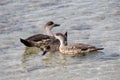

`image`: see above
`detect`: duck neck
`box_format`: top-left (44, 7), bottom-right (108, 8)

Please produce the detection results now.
top-left (45, 27), bottom-right (53, 36)
top-left (59, 38), bottom-right (65, 48)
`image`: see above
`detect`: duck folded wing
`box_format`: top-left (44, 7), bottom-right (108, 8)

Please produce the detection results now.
top-left (26, 34), bottom-right (51, 41)
top-left (64, 43), bottom-right (96, 51)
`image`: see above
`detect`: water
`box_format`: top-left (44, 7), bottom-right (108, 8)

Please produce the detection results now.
top-left (0, 0), bottom-right (120, 80)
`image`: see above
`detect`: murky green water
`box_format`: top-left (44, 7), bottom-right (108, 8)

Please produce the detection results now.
top-left (0, 0), bottom-right (120, 80)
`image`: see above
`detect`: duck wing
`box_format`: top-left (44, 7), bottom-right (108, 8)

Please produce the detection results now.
top-left (20, 34), bottom-right (55, 47)
top-left (26, 34), bottom-right (51, 41)
top-left (66, 43), bottom-right (103, 51)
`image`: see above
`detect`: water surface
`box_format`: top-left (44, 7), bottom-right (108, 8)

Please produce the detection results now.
top-left (0, 0), bottom-right (120, 80)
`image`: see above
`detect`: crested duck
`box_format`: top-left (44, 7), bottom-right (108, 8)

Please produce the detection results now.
top-left (20, 21), bottom-right (60, 47)
top-left (42, 33), bottom-right (104, 56)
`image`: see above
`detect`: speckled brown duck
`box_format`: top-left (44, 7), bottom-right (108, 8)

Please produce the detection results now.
top-left (41, 32), bottom-right (67, 55)
top-left (20, 21), bottom-right (63, 47)
top-left (42, 33), bottom-right (104, 56)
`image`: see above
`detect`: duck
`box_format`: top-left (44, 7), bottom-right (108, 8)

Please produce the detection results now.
top-left (42, 33), bottom-right (104, 56)
top-left (41, 32), bottom-right (67, 55)
top-left (20, 21), bottom-right (62, 47)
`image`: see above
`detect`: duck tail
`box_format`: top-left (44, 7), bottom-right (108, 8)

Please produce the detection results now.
top-left (20, 38), bottom-right (33, 47)
top-left (64, 32), bottom-right (67, 38)
top-left (96, 48), bottom-right (104, 50)
top-left (64, 32), bottom-right (68, 45)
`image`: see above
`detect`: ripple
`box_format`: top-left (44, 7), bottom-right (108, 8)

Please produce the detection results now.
top-left (0, 0), bottom-right (120, 80)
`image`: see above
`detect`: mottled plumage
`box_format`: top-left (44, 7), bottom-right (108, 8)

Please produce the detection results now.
top-left (41, 32), bottom-right (67, 55)
top-left (42, 33), bottom-right (104, 56)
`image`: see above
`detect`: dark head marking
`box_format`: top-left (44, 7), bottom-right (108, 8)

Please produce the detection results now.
top-left (56, 33), bottom-right (64, 36)
top-left (46, 21), bottom-right (54, 26)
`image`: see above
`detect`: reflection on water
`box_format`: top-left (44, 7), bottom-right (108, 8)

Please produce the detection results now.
top-left (21, 47), bottom-right (40, 63)
top-left (21, 49), bottom-right (118, 70)
top-left (22, 46), bottom-right (104, 67)
top-left (21, 47), bottom-right (68, 72)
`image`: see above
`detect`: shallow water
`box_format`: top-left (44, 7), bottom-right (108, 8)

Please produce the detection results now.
top-left (0, 0), bottom-right (120, 80)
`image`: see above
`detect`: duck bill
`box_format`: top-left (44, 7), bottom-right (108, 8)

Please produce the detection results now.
top-left (42, 51), bottom-right (47, 56)
top-left (53, 24), bottom-right (60, 27)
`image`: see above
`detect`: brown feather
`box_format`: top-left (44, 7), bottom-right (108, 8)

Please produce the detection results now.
top-left (26, 34), bottom-right (51, 41)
